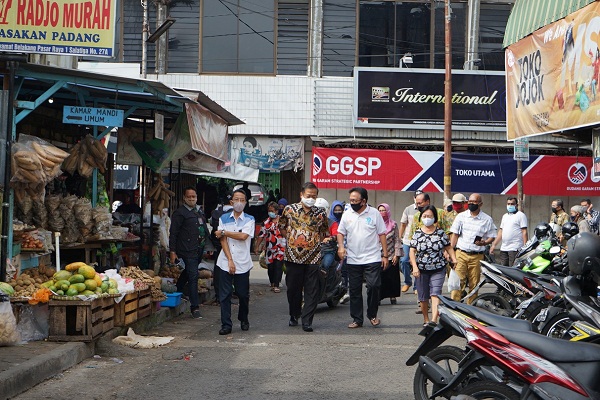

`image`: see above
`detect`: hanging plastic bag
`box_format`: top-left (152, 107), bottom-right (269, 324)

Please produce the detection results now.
top-left (447, 268), bottom-right (461, 292)
top-left (17, 304), bottom-right (49, 342)
top-left (0, 301), bottom-right (21, 346)
top-left (259, 250), bottom-right (267, 269)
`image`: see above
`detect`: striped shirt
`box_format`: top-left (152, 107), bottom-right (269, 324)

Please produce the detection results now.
top-left (450, 210), bottom-right (497, 252)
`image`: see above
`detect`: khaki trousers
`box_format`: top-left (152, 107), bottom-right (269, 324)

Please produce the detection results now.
top-left (450, 250), bottom-right (484, 304)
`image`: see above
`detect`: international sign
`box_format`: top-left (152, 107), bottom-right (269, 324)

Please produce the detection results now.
top-left (63, 106), bottom-right (124, 127)
top-left (0, 0), bottom-right (117, 57)
top-left (513, 138), bottom-right (529, 161)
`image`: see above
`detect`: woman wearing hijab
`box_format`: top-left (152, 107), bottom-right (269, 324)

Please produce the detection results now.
top-left (378, 203), bottom-right (402, 304)
top-left (277, 198), bottom-right (288, 215)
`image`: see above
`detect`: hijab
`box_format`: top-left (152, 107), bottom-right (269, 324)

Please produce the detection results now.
top-left (377, 203), bottom-right (396, 234)
top-left (329, 200), bottom-right (344, 223)
top-left (278, 198), bottom-right (288, 207)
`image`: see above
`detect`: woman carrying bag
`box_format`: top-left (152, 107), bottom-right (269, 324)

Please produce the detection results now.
top-left (255, 201), bottom-right (286, 292)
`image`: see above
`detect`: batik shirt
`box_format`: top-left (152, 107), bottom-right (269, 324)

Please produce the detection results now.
top-left (258, 217), bottom-right (286, 263)
top-left (278, 202), bottom-right (329, 265)
top-left (410, 228), bottom-right (450, 272)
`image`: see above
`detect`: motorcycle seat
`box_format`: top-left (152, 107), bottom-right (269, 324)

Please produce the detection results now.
top-left (453, 302), bottom-right (536, 332)
top-left (490, 326), bottom-right (600, 363)
top-left (489, 264), bottom-right (528, 283)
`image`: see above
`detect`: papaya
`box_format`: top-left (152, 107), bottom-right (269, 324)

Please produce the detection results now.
top-left (41, 280), bottom-right (54, 288)
top-left (100, 282), bottom-right (109, 293)
top-left (69, 274), bottom-right (85, 284)
top-left (108, 279), bottom-right (118, 289)
top-left (84, 279), bottom-right (97, 291)
top-left (0, 282), bottom-right (14, 295)
top-left (93, 273), bottom-right (102, 287)
top-left (53, 270), bottom-right (72, 281)
top-left (65, 262), bottom-right (87, 272)
top-left (49, 285), bottom-right (57, 292)
top-left (78, 265), bottom-right (96, 280)
top-left (95, 288), bottom-right (103, 295)
top-left (107, 288), bottom-right (119, 294)
top-left (81, 290), bottom-right (95, 296)
top-left (66, 287), bottom-right (78, 296)
top-left (55, 280), bottom-right (71, 291)
top-left (71, 283), bottom-right (86, 292)
top-left (56, 289), bottom-right (64, 296)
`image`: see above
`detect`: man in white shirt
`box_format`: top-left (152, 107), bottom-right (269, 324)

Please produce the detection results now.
top-left (337, 187), bottom-right (389, 328)
top-left (398, 190), bottom-right (422, 293)
top-left (490, 197), bottom-right (528, 267)
top-left (450, 193), bottom-right (497, 303)
top-left (214, 189), bottom-right (255, 335)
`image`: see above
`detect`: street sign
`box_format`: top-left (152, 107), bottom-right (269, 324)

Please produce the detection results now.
top-left (513, 138), bottom-right (529, 161)
top-left (63, 106), bottom-right (124, 127)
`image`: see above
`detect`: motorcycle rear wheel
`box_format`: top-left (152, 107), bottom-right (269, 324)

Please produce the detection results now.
top-left (540, 312), bottom-right (572, 339)
top-left (413, 345), bottom-right (466, 400)
top-left (472, 293), bottom-right (513, 316)
top-left (459, 381), bottom-right (520, 400)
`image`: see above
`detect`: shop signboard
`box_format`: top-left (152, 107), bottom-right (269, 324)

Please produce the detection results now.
top-left (513, 138), bottom-right (529, 161)
top-left (353, 67), bottom-right (506, 130)
top-left (311, 147), bottom-right (600, 196)
top-left (506, 1), bottom-right (600, 140)
top-left (63, 106), bottom-right (123, 127)
top-left (230, 136), bottom-right (304, 173)
top-left (0, 0), bottom-right (117, 57)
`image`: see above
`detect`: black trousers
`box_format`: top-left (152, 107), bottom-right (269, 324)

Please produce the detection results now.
top-left (285, 261), bottom-right (319, 327)
top-left (267, 259), bottom-right (284, 287)
top-left (348, 262), bottom-right (382, 325)
top-left (217, 267), bottom-right (250, 330)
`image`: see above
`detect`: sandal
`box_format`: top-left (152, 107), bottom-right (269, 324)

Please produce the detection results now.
top-left (273, 287), bottom-right (281, 293)
top-left (423, 322), bottom-right (430, 327)
top-left (348, 321), bottom-right (362, 329)
top-left (370, 317), bottom-right (381, 326)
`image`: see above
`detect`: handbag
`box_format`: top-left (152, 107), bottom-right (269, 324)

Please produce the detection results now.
top-left (259, 249), bottom-right (267, 269)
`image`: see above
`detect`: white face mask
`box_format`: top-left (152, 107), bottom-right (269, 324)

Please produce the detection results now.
top-left (232, 202), bottom-right (245, 213)
top-left (422, 217), bottom-right (435, 227)
top-left (301, 197), bottom-right (316, 208)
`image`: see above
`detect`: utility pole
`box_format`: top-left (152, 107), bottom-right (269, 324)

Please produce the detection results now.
top-left (443, 0), bottom-right (452, 199)
top-left (308, 0), bottom-right (323, 77)
top-left (156, 1), bottom-right (168, 74)
top-left (141, 0), bottom-right (148, 78)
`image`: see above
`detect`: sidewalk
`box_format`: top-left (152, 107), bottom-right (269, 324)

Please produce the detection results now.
top-left (0, 262), bottom-right (269, 400)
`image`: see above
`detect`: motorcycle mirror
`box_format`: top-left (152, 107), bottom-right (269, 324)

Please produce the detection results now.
top-left (549, 246), bottom-right (561, 255)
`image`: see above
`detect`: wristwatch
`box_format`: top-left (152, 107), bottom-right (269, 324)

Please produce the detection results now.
top-left (221, 229), bottom-right (225, 236)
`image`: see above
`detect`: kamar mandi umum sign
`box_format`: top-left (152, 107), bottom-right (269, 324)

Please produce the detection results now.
top-left (0, 0), bottom-right (116, 56)
top-left (506, 1), bottom-right (600, 140)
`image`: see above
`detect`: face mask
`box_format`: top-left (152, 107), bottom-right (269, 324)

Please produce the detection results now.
top-left (551, 207), bottom-right (558, 214)
top-left (232, 202), bottom-right (245, 213)
top-left (333, 211), bottom-right (343, 220)
top-left (468, 203), bottom-right (479, 212)
top-left (452, 203), bottom-right (463, 212)
top-left (422, 217), bottom-right (435, 227)
top-left (278, 208), bottom-right (283, 215)
top-left (184, 198), bottom-right (196, 208)
top-left (268, 212), bottom-right (277, 219)
top-left (301, 197), bottom-right (316, 208)
top-left (350, 203), bottom-right (362, 212)
top-left (417, 206), bottom-right (425, 213)
top-left (507, 205), bottom-right (517, 213)
top-left (570, 215), bottom-right (577, 222)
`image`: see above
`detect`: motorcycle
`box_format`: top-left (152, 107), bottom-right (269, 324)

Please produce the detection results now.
top-left (318, 260), bottom-right (346, 308)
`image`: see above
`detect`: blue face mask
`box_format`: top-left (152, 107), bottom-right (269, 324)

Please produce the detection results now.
top-left (507, 205), bottom-right (517, 213)
top-left (268, 212), bottom-right (277, 219)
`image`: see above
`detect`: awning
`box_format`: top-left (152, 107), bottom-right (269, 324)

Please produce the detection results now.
top-left (503, 0), bottom-right (596, 48)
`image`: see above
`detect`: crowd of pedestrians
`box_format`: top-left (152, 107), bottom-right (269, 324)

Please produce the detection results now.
top-left (171, 182), bottom-right (600, 334)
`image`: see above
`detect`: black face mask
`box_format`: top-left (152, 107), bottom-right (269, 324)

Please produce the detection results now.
top-left (551, 207), bottom-right (558, 214)
top-left (333, 211), bottom-right (343, 220)
top-left (278, 208), bottom-right (283, 215)
top-left (350, 203), bottom-right (362, 212)
top-left (417, 206), bottom-right (425, 213)
top-left (468, 203), bottom-right (479, 212)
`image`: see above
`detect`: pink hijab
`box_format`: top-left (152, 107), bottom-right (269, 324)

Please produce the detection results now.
top-left (377, 203), bottom-right (396, 234)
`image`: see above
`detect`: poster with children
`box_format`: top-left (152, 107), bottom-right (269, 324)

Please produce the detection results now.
top-left (506, 1), bottom-right (600, 140)
top-left (230, 136), bottom-right (304, 172)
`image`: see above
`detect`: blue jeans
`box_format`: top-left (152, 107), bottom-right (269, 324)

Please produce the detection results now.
top-left (176, 255), bottom-right (200, 311)
top-left (321, 251), bottom-right (336, 271)
top-left (218, 268), bottom-right (250, 330)
top-left (401, 244), bottom-right (413, 288)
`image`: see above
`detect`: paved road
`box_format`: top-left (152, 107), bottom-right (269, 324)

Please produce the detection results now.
top-left (16, 266), bottom-right (458, 400)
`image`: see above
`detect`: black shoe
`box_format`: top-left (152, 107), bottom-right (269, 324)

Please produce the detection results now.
top-left (241, 321), bottom-right (250, 331)
top-left (302, 325), bottom-right (313, 332)
top-left (219, 327), bottom-right (232, 335)
top-left (289, 316), bottom-right (298, 327)
top-left (191, 309), bottom-right (202, 319)
top-left (390, 298), bottom-right (397, 305)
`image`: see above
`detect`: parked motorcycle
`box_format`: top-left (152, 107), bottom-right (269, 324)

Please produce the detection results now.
top-left (318, 260), bottom-right (346, 308)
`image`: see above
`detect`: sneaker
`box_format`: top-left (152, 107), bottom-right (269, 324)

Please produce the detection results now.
top-left (340, 293), bottom-right (350, 304)
top-left (191, 309), bottom-right (202, 319)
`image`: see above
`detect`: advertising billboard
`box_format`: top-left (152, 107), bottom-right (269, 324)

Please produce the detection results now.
top-left (506, 1), bottom-right (600, 140)
top-left (0, 0), bottom-right (117, 57)
top-left (353, 67), bottom-right (506, 130)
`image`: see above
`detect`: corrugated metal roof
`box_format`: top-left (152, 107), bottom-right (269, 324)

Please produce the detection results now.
top-left (503, 0), bottom-right (596, 48)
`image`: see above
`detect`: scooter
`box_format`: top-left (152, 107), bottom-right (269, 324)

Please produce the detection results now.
top-left (318, 260), bottom-right (346, 308)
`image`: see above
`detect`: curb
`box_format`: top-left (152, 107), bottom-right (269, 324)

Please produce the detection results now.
top-left (0, 301), bottom-right (187, 399)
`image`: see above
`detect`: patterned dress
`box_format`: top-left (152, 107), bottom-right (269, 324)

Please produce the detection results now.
top-left (258, 217), bottom-right (286, 264)
top-left (410, 228), bottom-right (450, 272)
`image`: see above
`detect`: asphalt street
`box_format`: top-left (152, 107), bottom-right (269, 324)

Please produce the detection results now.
top-left (14, 266), bottom-right (461, 400)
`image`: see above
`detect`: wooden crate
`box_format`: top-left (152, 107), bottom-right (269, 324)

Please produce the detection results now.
top-left (114, 292), bottom-right (138, 327)
top-left (101, 297), bottom-right (115, 333)
top-left (137, 289), bottom-right (152, 319)
top-left (48, 298), bottom-right (104, 342)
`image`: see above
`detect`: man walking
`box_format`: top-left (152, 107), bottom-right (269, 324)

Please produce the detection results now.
top-left (278, 182), bottom-right (329, 332)
top-left (581, 199), bottom-right (600, 234)
top-left (398, 190), bottom-right (422, 293)
top-left (337, 187), bottom-right (389, 328)
top-left (450, 193), bottom-right (497, 303)
top-left (490, 197), bottom-right (528, 267)
top-left (214, 189), bottom-right (255, 335)
top-left (169, 186), bottom-right (209, 319)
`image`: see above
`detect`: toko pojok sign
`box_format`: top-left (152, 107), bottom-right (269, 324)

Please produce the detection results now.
top-left (0, 0), bottom-right (116, 57)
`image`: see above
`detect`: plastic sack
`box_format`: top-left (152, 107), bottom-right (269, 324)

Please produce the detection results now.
top-left (17, 304), bottom-right (49, 342)
top-left (0, 301), bottom-right (21, 346)
top-left (447, 268), bottom-right (461, 292)
top-left (259, 250), bottom-right (267, 269)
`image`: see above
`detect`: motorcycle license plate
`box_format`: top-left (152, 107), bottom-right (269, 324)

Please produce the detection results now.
top-left (536, 308), bottom-right (548, 322)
